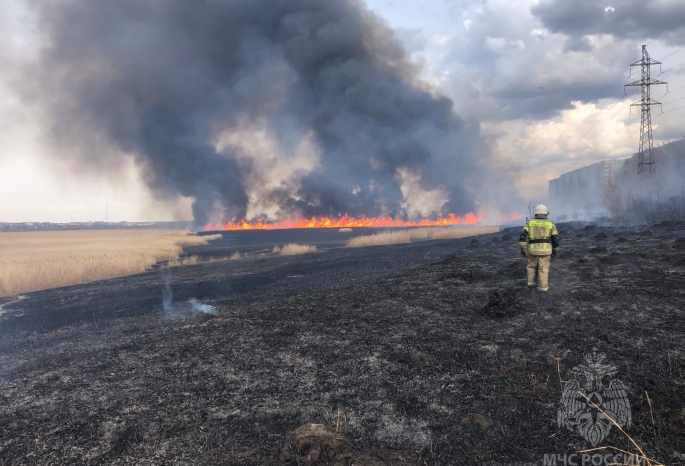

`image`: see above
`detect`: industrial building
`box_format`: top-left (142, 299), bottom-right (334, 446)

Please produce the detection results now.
top-left (548, 138), bottom-right (685, 217)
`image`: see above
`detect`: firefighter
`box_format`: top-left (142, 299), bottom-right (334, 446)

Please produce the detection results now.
top-left (519, 204), bottom-right (559, 292)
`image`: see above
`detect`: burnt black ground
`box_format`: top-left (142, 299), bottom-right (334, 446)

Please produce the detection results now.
top-left (1, 223), bottom-right (685, 465)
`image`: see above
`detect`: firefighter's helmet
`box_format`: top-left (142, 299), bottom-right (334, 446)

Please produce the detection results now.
top-left (535, 204), bottom-right (549, 216)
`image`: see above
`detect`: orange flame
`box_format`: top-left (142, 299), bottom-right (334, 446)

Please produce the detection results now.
top-left (204, 212), bottom-right (484, 231)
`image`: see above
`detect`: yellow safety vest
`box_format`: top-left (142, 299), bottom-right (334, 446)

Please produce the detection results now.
top-left (519, 218), bottom-right (558, 256)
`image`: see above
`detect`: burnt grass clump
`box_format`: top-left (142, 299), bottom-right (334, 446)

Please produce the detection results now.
top-left (279, 423), bottom-right (354, 465)
top-left (1, 223), bottom-right (685, 464)
top-left (483, 288), bottom-right (520, 317)
top-left (467, 238), bottom-right (481, 249)
top-left (557, 250), bottom-right (575, 260)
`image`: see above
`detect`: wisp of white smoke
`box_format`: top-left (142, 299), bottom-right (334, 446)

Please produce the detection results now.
top-left (161, 277), bottom-right (218, 320)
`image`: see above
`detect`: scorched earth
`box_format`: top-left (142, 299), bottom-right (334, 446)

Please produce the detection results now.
top-left (1, 222), bottom-right (684, 465)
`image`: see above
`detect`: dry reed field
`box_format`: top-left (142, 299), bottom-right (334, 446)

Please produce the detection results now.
top-left (345, 225), bottom-right (499, 248)
top-left (273, 243), bottom-right (318, 255)
top-left (0, 230), bottom-right (222, 297)
top-left (167, 254), bottom-right (201, 267)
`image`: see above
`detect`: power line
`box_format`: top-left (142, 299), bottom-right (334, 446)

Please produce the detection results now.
top-left (660, 103), bottom-right (685, 115)
top-left (614, 126), bottom-right (641, 148)
top-left (569, 107), bottom-right (639, 157)
top-left (657, 58), bottom-right (685, 76)
top-left (664, 83), bottom-right (685, 95)
top-left (591, 102), bottom-right (632, 137)
top-left (588, 113), bottom-right (639, 149)
top-left (660, 66), bottom-right (685, 80)
top-left (570, 72), bottom-right (642, 147)
top-left (570, 71), bottom-right (633, 137)
top-left (573, 89), bottom-right (648, 150)
top-left (572, 99), bottom-right (629, 146)
top-left (662, 94), bottom-right (685, 107)
top-left (650, 80), bottom-right (685, 101)
top-left (657, 45), bottom-right (685, 62)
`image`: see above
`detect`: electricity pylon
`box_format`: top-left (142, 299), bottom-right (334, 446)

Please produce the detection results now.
top-left (624, 45), bottom-right (667, 175)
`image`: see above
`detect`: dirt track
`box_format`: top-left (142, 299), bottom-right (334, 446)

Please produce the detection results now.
top-left (1, 223), bottom-right (684, 465)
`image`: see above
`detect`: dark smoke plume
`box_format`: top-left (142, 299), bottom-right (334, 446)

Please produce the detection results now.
top-left (25, 0), bottom-right (486, 225)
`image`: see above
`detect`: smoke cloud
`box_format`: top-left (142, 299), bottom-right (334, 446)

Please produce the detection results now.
top-left (23, 0), bottom-right (488, 225)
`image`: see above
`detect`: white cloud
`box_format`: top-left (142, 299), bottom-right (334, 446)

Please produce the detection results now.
top-left (481, 99), bottom-right (643, 198)
top-left (530, 28), bottom-right (548, 38)
top-left (430, 34), bottom-right (452, 47)
top-left (484, 36), bottom-right (507, 53)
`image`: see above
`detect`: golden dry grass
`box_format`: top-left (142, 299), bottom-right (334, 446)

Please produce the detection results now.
top-left (0, 230), bottom-right (221, 297)
top-left (346, 230), bottom-right (412, 248)
top-left (167, 254), bottom-right (200, 267)
top-left (427, 226), bottom-right (499, 240)
top-left (345, 225), bottom-right (499, 248)
top-left (273, 243), bottom-right (318, 255)
top-left (182, 255), bottom-right (199, 265)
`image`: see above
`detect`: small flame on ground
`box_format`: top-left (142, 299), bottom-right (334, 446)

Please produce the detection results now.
top-left (205, 212), bottom-right (488, 231)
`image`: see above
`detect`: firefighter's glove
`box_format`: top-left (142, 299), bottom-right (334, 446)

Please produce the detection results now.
top-left (551, 251), bottom-right (557, 259)
top-left (520, 249), bottom-right (527, 258)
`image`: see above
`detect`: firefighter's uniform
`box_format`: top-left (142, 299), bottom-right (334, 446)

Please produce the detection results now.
top-left (518, 205), bottom-right (559, 292)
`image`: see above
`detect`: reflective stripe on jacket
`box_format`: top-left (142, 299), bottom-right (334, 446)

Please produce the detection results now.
top-left (518, 216), bottom-right (559, 256)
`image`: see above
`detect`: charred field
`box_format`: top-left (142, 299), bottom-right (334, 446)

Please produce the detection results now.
top-left (1, 224), bottom-right (685, 465)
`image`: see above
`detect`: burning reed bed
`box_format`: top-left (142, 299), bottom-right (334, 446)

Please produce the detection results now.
top-left (0, 230), bottom-right (221, 297)
top-left (345, 225), bottom-right (499, 248)
top-left (273, 243), bottom-right (318, 255)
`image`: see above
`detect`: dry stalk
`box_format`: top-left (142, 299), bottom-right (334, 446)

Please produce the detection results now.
top-left (578, 391), bottom-right (663, 466)
top-left (667, 352), bottom-right (672, 374)
top-left (273, 243), bottom-right (318, 255)
top-left (581, 445), bottom-right (659, 465)
top-left (645, 391), bottom-right (657, 438)
top-left (556, 351), bottom-right (563, 391)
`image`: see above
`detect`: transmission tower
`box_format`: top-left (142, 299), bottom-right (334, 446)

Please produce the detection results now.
top-left (624, 45), bottom-right (667, 175)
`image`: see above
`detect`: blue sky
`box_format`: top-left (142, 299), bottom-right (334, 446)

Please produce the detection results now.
top-left (365, 0), bottom-right (462, 36)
